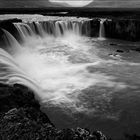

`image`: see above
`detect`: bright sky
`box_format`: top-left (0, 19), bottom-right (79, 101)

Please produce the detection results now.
top-left (1, 0), bottom-right (140, 8)
top-left (49, 0), bottom-right (93, 7)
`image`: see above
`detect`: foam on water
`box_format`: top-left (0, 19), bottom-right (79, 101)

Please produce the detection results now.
top-left (0, 15), bottom-right (128, 115)
top-left (0, 36), bottom-right (127, 114)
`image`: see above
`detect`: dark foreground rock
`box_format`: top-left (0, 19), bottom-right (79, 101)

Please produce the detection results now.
top-left (0, 107), bottom-right (107, 140)
top-left (0, 84), bottom-right (107, 140)
top-left (0, 18), bottom-right (22, 46)
top-left (0, 84), bottom-right (139, 140)
top-left (0, 83), bottom-right (140, 140)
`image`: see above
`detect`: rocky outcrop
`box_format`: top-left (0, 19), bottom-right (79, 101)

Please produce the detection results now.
top-left (0, 107), bottom-right (107, 140)
top-left (0, 84), bottom-right (40, 113)
top-left (0, 84), bottom-right (107, 140)
top-left (104, 19), bottom-right (140, 41)
top-left (0, 107), bottom-right (55, 140)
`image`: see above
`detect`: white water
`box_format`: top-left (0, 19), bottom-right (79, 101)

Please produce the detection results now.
top-left (1, 15), bottom-right (140, 140)
top-left (99, 19), bottom-right (106, 40)
top-left (0, 17), bottom-right (127, 114)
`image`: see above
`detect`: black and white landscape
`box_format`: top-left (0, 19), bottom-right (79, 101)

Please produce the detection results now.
top-left (0, 1), bottom-right (140, 140)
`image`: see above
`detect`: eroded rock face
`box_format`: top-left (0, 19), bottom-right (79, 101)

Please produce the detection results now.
top-left (104, 19), bottom-right (140, 41)
top-left (0, 18), bottom-right (22, 45)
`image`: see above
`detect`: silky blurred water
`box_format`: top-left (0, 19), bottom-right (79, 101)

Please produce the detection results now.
top-left (0, 15), bottom-right (140, 139)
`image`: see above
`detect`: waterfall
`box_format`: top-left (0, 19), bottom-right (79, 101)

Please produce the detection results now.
top-left (0, 17), bottom-right (104, 112)
top-left (12, 20), bottom-right (90, 42)
top-left (0, 16), bottom-right (128, 119)
top-left (1, 29), bottom-right (21, 52)
top-left (99, 19), bottom-right (106, 40)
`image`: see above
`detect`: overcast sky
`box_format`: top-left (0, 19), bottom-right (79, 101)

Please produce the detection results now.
top-left (0, 0), bottom-right (140, 8)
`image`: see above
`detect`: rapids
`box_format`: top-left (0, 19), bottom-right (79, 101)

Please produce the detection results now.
top-left (0, 16), bottom-right (126, 112)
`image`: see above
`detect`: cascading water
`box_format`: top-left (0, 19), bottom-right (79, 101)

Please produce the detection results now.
top-left (99, 19), bottom-right (106, 40)
top-left (0, 17), bottom-right (98, 110)
top-left (0, 16), bottom-right (124, 114)
top-left (1, 15), bottom-right (136, 116)
top-left (1, 15), bottom-right (140, 139)
top-left (13, 20), bottom-right (89, 39)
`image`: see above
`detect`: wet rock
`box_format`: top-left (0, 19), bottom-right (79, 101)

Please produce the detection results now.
top-left (116, 50), bottom-right (124, 53)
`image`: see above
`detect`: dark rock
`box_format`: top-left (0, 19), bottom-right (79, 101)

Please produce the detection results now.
top-left (0, 107), bottom-right (108, 140)
top-left (110, 43), bottom-right (118, 46)
top-left (0, 18), bottom-right (22, 23)
top-left (0, 83), bottom-right (108, 140)
top-left (0, 18), bottom-right (22, 44)
top-left (124, 134), bottom-right (140, 140)
top-left (90, 19), bottom-right (100, 37)
top-left (116, 50), bottom-right (124, 53)
top-left (131, 48), bottom-right (140, 52)
top-left (0, 84), bottom-right (40, 113)
top-left (0, 28), bottom-right (7, 47)
top-left (104, 19), bottom-right (140, 41)
top-left (0, 107), bottom-right (55, 140)
top-left (92, 131), bottom-right (107, 140)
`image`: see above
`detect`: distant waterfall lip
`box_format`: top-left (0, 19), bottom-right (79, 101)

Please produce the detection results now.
top-left (12, 19), bottom-right (91, 42)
